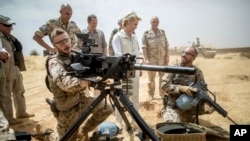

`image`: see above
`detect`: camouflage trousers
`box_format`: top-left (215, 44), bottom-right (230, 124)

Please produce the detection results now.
top-left (161, 105), bottom-right (196, 123)
top-left (161, 102), bottom-right (214, 123)
top-left (56, 95), bottom-right (113, 140)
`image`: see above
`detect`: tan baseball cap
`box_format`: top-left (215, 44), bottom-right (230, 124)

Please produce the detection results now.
top-left (0, 15), bottom-right (16, 25)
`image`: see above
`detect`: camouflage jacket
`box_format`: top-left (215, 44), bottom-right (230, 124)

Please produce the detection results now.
top-left (47, 52), bottom-right (85, 111)
top-left (161, 64), bottom-right (206, 106)
top-left (142, 28), bottom-right (169, 64)
top-left (34, 17), bottom-right (81, 48)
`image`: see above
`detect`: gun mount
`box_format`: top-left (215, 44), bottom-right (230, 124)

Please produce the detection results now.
top-left (59, 34), bottom-right (198, 140)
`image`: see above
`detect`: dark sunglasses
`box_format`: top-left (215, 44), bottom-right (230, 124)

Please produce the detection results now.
top-left (182, 51), bottom-right (195, 57)
top-left (2, 24), bottom-right (13, 27)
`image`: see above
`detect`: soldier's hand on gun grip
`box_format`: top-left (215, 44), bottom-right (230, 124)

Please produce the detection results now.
top-left (80, 80), bottom-right (89, 88)
top-left (179, 86), bottom-right (197, 96)
top-left (96, 77), bottom-right (113, 84)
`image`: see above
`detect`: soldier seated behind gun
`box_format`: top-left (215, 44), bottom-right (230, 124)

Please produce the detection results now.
top-left (46, 28), bottom-right (112, 141)
top-left (161, 47), bottom-right (214, 123)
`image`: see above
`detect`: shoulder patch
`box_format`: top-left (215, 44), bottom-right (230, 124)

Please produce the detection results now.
top-left (70, 21), bottom-right (76, 24)
top-left (40, 25), bottom-right (47, 31)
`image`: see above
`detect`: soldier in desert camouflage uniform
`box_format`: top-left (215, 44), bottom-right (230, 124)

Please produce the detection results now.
top-left (33, 3), bottom-right (81, 54)
top-left (46, 28), bottom-right (112, 141)
top-left (142, 16), bottom-right (169, 99)
top-left (161, 47), bottom-right (214, 123)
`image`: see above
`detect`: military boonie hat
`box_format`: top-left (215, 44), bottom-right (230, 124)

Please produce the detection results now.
top-left (0, 15), bottom-right (16, 25)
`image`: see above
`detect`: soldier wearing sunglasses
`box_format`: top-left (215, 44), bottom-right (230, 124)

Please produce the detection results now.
top-left (0, 15), bottom-right (34, 125)
top-left (161, 47), bottom-right (214, 123)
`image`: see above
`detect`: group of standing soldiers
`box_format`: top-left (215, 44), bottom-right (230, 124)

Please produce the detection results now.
top-left (0, 2), bottom-right (216, 140)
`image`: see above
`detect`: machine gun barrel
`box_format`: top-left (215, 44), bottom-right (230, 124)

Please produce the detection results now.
top-left (134, 64), bottom-right (196, 75)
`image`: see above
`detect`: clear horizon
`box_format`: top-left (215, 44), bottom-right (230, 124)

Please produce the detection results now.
top-left (1, 0), bottom-right (250, 55)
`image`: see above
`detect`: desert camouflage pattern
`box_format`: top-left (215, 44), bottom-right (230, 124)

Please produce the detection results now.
top-left (56, 95), bottom-right (112, 140)
top-left (142, 29), bottom-right (169, 97)
top-left (47, 52), bottom-right (112, 140)
top-left (161, 64), bottom-right (214, 122)
top-left (47, 53), bottom-right (83, 111)
top-left (142, 29), bottom-right (169, 64)
top-left (34, 18), bottom-right (81, 48)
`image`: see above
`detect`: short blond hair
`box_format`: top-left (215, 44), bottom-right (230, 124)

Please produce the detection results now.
top-left (122, 11), bottom-right (141, 28)
top-left (50, 28), bottom-right (67, 43)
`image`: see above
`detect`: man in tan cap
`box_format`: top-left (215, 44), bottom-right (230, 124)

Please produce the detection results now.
top-left (0, 18), bottom-right (16, 139)
top-left (0, 15), bottom-right (34, 125)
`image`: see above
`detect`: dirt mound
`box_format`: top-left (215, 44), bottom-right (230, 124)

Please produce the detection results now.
top-left (227, 74), bottom-right (250, 81)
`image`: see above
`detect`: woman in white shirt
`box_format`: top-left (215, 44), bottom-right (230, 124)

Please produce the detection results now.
top-left (112, 11), bottom-right (141, 128)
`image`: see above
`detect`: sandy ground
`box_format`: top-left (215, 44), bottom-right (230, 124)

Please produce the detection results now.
top-left (9, 53), bottom-right (250, 140)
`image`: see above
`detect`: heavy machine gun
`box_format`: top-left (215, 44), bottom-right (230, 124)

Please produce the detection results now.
top-left (70, 33), bottom-right (195, 81)
top-left (59, 34), bottom-right (196, 141)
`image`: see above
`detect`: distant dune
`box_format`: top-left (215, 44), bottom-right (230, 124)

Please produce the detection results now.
top-left (215, 47), bottom-right (250, 53)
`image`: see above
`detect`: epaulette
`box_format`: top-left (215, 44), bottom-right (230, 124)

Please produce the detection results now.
top-left (160, 29), bottom-right (165, 33)
top-left (48, 19), bottom-right (57, 23)
top-left (69, 21), bottom-right (76, 24)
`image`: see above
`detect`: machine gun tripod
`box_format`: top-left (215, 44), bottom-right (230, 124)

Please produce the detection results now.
top-left (60, 80), bottom-right (160, 141)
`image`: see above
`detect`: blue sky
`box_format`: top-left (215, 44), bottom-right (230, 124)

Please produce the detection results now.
top-left (1, 0), bottom-right (250, 55)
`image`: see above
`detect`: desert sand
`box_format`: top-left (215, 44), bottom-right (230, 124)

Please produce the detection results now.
top-left (9, 53), bottom-right (250, 140)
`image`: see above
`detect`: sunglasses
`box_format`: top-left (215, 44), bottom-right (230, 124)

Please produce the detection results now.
top-left (54, 38), bottom-right (70, 46)
top-left (182, 51), bottom-right (195, 57)
top-left (2, 24), bottom-right (13, 27)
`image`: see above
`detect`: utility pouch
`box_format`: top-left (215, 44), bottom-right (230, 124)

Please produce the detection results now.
top-left (163, 95), bottom-right (168, 108)
top-left (46, 98), bottom-right (59, 118)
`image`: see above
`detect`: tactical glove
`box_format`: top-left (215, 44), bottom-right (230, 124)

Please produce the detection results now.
top-left (178, 86), bottom-right (197, 96)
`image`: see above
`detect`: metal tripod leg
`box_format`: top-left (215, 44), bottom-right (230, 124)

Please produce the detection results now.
top-left (60, 88), bottom-right (160, 141)
top-left (109, 89), bottom-right (135, 140)
top-left (59, 89), bottom-right (109, 141)
top-left (115, 88), bottom-right (160, 141)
